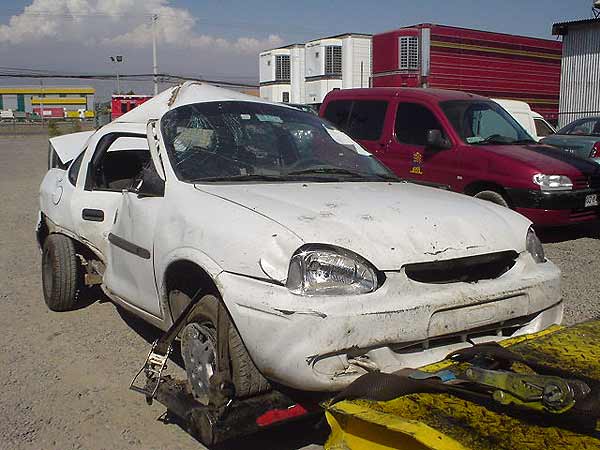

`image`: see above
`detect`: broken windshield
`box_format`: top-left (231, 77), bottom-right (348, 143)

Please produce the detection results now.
top-left (440, 100), bottom-right (534, 145)
top-left (160, 101), bottom-right (396, 183)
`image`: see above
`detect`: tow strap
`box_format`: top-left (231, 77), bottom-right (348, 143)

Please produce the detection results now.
top-left (130, 289), bottom-right (234, 410)
top-left (331, 342), bottom-right (600, 418)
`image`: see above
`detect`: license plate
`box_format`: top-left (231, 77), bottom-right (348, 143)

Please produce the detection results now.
top-left (585, 194), bottom-right (598, 208)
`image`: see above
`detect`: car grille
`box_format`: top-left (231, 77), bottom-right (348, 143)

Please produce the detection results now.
top-left (573, 175), bottom-right (600, 190)
top-left (390, 313), bottom-right (538, 354)
top-left (404, 251), bottom-right (518, 284)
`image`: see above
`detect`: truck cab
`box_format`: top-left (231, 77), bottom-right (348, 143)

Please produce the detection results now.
top-left (320, 88), bottom-right (600, 227)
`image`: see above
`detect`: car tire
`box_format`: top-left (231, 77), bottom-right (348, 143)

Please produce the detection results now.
top-left (42, 234), bottom-right (81, 311)
top-left (175, 291), bottom-right (270, 402)
top-left (474, 190), bottom-right (509, 208)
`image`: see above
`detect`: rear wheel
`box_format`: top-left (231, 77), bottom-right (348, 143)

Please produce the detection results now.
top-left (474, 190), bottom-right (509, 208)
top-left (41, 234), bottom-right (81, 311)
top-left (175, 292), bottom-right (270, 404)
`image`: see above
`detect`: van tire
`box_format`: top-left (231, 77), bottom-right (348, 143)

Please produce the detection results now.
top-left (175, 292), bottom-right (270, 401)
top-left (474, 190), bottom-right (509, 208)
top-left (41, 234), bottom-right (81, 311)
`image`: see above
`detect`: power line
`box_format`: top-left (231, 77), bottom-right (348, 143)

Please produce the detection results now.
top-left (0, 72), bottom-right (258, 88)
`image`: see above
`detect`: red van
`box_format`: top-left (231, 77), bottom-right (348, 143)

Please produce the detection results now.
top-left (320, 88), bottom-right (600, 226)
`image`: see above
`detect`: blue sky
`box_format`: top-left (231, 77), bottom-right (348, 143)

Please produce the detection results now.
top-left (0, 0), bottom-right (594, 97)
top-left (177, 0), bottom-right (591, 40)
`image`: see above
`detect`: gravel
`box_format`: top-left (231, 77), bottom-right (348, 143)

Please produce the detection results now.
top-left (1, 134), bottom-right (599, 450)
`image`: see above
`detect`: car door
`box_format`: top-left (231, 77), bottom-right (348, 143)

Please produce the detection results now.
top-left (104, 190), bottom-right (163, 317)
top-left (103, 122), bottom-right (166, 318)
top-left (70, 132), bottom-right (148, 257)
top-left (383, 100), bottom-right (458, 188)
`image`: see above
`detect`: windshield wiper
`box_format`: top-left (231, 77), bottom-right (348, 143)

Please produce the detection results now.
top-left (190, 174), bottom-right (287, 182)
top-left (471, 134), bottom-right (514, 145)
top-left (286, 167), bottom-right (371, 179)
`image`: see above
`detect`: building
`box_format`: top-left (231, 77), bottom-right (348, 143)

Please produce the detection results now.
top-left (304, 33), bottom-right (372, 104)
top-left (372, 24), bottom-right (562, 123)
top-left (0, 85), bottom-right (95, 119)
top-left (552, 17), bottom-right (600, 127)
top-left (259, 44), bottom-right (306, 104)
top-left (111, 94), bottom-right (153, 120)
top-left (259, 33), bottom-right (372, 105)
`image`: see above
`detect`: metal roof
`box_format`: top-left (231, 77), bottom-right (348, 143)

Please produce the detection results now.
top-left (552, 18), bottom-right (600, 35)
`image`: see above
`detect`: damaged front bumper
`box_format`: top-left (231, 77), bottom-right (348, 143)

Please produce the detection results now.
top-left (217, 252), bottom-right (562, 392)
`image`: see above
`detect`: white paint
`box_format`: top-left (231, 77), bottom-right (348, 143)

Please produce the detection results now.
top-left (492, 98), bottom-right (556, 141)
top-left (49, 130), bottom-right (95, 164)
top-left (39, 82), bottom-right (562, 392)
top-left (260, 34), bottom-right (372, 104)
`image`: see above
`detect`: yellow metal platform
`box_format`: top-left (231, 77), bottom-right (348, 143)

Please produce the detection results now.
top-left (324, 321), bottom-right (600, 450)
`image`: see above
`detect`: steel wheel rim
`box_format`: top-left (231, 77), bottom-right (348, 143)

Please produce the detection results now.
top-left (181, 322), bottom-right (217, 404)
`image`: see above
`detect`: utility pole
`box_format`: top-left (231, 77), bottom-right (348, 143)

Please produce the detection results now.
top-left (39, 79), bottom-right (44, 125)
top-left (152, 14), bottom-right (159, 95)
top-left (110, 55), bottom-right (124, 94)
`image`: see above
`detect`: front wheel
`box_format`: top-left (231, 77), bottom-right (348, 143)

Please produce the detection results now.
top-left (176, 292), bottom-right (270, 404)
top-left (41, 234), bottom-right (82, 311)
top-left (474, 190), bottom-right (509, 208)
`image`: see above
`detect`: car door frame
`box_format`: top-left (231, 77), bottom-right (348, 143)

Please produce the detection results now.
top-left (69, 123), bottom-right (149, 259)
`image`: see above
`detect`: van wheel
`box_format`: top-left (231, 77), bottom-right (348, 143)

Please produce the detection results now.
top-left (474, 190), bottom-right (509, 208)
top-left (42, 234), bottom-right (81, 311)
top-left (176, 292), bottom-right (270, 404)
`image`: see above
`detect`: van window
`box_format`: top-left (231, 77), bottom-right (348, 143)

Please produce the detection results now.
top-left (346, 101), bottom-right (388, 141)
top-left (323, 100), bottom-right (352, 130)
top-left (534, 118), bottom-right (554, 137)
top-left (395, 103), bottom-right (444, 146)
top-left (441, 100), bottom-right (530, 144)
top-left (324, 100), bottom-right (388, 141)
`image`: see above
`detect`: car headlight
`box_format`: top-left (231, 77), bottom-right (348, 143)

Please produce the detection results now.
top-left (286, 246), bottom-right (379, 296)
top-left (526, 227), bottom-right (545, 263)
top-left (532, 174), bottom-right (572, 191)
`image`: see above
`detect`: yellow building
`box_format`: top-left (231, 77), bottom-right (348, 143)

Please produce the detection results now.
top-left (0, 85), bottom-right (95, 118)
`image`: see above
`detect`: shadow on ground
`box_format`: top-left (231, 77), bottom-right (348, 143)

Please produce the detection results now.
top-left (115, 304), bottom-right (329, 449)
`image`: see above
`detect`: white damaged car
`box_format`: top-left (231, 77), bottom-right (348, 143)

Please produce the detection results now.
top-left (38, 82), bottom-right (562, 402)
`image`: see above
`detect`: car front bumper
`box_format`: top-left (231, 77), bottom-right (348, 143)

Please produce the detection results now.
top-left (507, 187), bottom-right (600, 226)
top-left (217, 252), bottom-right (562, 392)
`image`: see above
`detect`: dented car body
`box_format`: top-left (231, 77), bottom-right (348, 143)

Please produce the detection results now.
top-left (38, 82), bottom-right (562, 396)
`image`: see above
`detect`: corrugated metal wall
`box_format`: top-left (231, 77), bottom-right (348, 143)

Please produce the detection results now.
top-left (558, 23), bottom-right (600, 127)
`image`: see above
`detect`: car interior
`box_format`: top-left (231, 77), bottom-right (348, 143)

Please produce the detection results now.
top-left (88, 134), bottom-right (151, 191)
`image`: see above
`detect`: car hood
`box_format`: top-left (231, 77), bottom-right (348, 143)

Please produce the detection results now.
top-left (195, 181), bottom-right (530, 275)
top-left (474, 143), bottom-right (600, 176)
top-left (541, 135), bottom-right (598, 158)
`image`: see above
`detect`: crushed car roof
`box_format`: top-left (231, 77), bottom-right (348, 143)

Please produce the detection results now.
top-left (114, 82), bottom-right (275, 124)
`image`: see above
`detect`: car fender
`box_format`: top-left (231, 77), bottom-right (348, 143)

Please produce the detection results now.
top-left (155, 246), bottom-right (225, 326)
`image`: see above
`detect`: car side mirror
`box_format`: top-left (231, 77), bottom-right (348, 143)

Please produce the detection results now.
top-left (426, 129), bottom-right (451, 150)
top-left (133, 164), bottom-right (165, 198)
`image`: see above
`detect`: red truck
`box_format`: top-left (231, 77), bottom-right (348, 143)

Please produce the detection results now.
top-left (371, 24), bottom-right (562, 123)
top-left (111, 95), bottom-right (153, 120)
top-left (320, 87), bottom-right (600, 227)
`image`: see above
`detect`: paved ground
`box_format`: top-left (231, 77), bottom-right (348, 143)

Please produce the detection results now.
top-left (1, 134), bottom-right (599, 450)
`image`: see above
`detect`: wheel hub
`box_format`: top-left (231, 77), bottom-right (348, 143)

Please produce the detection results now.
top-left (181, 322), bottom-right (217, 404)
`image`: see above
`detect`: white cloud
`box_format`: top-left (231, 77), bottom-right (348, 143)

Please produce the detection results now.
top-left (0, 0), bottom-right (282, 55)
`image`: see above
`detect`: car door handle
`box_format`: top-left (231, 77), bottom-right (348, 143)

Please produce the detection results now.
top-left (82, 208), bottom-right (104, 222)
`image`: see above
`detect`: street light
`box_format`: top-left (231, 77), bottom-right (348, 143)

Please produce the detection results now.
top-left (109, 55), bottom-right (124, 94)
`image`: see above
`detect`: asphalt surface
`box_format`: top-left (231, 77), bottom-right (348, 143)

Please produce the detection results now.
top-left (1, 134), bottom-right (599, 450)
